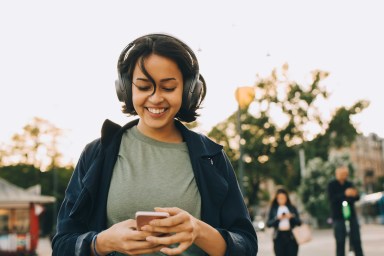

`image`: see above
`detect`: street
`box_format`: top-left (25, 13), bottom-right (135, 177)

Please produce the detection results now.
top-left (257, 224), bottom-right (384, 256)
top-left (36, 224), bottom-right (384, 256)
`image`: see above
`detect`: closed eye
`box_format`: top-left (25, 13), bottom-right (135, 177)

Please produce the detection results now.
top-left (136, 85), bottom-right (153, 91)
top-left (162, 87), bottom-right (176, 92)
top-left (133, 82), bottom-right (153, 91)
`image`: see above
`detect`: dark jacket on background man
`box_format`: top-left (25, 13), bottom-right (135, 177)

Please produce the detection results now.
top-left (327, 179), bottom-right (360, 220)
top-left (52, 119), bottom-right (258, 256)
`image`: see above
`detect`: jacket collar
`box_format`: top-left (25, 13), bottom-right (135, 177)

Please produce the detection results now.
top-left (101, 118), bottom-right (223, 158)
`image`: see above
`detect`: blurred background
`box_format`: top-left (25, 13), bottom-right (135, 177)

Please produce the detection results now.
top-left (1, 0), bottom-right (383, 255)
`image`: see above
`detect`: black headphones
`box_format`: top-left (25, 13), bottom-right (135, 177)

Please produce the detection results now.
top-left (115, 33), bottom-right (204, 117)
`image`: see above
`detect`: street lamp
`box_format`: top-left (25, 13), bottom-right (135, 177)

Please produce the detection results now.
top-left (235, 86), bottom-right (255, 197)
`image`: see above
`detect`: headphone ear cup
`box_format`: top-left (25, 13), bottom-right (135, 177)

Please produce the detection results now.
top-left (115, 78), bottom-right (126, 102)
top-left (182, 73), bottom-right (203, 111)
top-left (189, 78), bottom-right (203, 108)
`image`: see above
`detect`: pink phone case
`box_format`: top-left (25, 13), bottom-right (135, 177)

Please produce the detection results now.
top-left (135, 211), bottom-right (170, 231)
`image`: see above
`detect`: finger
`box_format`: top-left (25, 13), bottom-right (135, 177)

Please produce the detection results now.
top-left (155, 207), bottom-right (181, 216)
top-left (142, 220), bottom-right (189, 235)
top-left (124, 244), bottom-right (166, 255)
top-left (120, 219), bottom-right (137, 229)
top-left (150, 211), bottom-right (189, 227)
top-left (146, 231), bottom-right (192, 246)
top-left (122, 229), bottom-right (157, 241)
top-left (160, 242), bottom-right (191, 255)
top-left (120, 239), bottom-right (164, 251)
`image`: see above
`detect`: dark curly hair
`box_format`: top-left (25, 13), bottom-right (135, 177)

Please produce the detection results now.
top-left (116, 33), bottom-right (206, 123)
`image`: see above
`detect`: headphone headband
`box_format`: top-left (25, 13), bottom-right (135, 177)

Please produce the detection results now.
top-left (115, 33), bottom-right (205, 122)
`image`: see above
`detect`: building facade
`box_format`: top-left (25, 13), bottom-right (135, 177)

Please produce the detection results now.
top-left (330, 133), bottom-right (384, 193)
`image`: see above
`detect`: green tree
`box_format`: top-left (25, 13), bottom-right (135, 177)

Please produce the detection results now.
top-left (5, 117), bottom-right (63, 171)
top-left (208, 64), bottom-right (369, 207)
top-left (209, 64), bottom-right (330, 205)
top-left (298, 154), bottom-right (355, 228)
top-left (304, 100), bottom-right (369, 161)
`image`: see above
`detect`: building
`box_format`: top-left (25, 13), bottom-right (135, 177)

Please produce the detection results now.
top-left (0, 178), bottom-right (55, 255)
top-left (330, 133), bottom-right (384, 193)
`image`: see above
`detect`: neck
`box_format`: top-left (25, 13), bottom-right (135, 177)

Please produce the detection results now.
top-left (136, 122), bottom-right (182, 143)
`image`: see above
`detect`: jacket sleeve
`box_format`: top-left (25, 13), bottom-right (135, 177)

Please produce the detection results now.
top-left (266, 206), bottom-right (279, 228)
top-left (327, 180), bottom-right (350, 206)
top-left (51, 140), bottom-right (101, 256)
top-left (214, 151), bottom-right (258, 256)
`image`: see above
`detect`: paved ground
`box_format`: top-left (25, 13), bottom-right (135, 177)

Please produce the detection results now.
top-left (257, 224), bottom-right (384, 256)
top-left (36, 224), bottom-right (384, 255)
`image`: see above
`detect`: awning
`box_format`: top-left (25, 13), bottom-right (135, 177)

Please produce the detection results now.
top-left (0, 178), bottom-right (56, 206)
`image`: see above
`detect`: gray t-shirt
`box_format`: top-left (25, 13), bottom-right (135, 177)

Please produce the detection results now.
top-left (107, 126), bottom-right (205, 255)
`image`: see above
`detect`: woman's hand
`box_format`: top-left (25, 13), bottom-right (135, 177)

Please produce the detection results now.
top-left (141, 207), bottom-right (201, 255)
top-left (278, 212), bottom-right (295, 220)
top-left (96, 219), bottom-right (165, 255)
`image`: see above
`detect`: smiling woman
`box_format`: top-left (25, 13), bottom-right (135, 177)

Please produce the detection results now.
top-left (51, 33), bottom-right (258, 256)
top-left (131, 54), bottom-right (184, 141)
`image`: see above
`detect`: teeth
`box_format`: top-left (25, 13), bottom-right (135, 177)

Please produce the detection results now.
top-left (147, 108), bottom-right (165, 114)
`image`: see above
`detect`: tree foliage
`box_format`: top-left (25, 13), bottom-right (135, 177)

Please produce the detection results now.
top-left (298, 154), bottom-right (355, 228)
top-left (208, 64), bottom-right (369, 207)
top-left (304, 100), bottom-right (370, 161)
top-left (208, 64), bottom-right (330, 205)
top-left (1, 117), bottom-right (64, 170)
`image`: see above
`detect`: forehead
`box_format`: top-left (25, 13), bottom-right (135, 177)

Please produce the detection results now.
top-left (133, 54), bottom-right (181, 76)
top-left (336, 167), bottom-right (349, 174)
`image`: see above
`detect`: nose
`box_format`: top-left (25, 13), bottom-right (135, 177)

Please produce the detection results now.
top-left (148, 89), bottom-right (164, 104)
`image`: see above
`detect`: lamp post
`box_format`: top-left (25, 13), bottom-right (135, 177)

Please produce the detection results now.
top-left (235, 86), bottom-right (255, 197)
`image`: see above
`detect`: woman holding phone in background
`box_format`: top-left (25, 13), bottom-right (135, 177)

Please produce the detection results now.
top-left (267, 188), bottom-right (302, 256)
top-left (52, 33), bottom-right (257, 256)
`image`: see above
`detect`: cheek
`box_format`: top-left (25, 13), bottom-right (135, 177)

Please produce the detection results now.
top-left (131, 90), bottom-right (147, 109)
top-left (277, 195), bottom-right (287, 205)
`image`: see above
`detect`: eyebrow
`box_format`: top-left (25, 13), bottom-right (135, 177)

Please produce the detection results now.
top-left (136, 77), bottom-right (176, 82)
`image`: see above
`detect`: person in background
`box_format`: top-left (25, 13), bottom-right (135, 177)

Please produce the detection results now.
top-left (51, 33), bottom-right (257, 256)
top-left (267, 187), bottom-right (302, 256)
top-left (327, 165), bottom-right (364, 256)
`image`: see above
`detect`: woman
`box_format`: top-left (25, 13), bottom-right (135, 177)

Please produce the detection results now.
top-left (51, 33), bottom-right (257, 256)
top-left (267, 188), bottom-right (301, 256)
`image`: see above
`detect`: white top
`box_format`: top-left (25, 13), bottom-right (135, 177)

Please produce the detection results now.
top-left (277, 205), bottom-right (291, 230)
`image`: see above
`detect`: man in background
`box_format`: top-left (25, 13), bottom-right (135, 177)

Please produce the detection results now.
top-left (327, 165), bottom-right (364, 256)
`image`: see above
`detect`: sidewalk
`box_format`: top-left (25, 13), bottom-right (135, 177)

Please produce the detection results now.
top-left (36, 236), bottom-right (52, 256)
top-left (257, 224), bottom-right (384, 256)
top-left (37, 224), bottom-right (383, 255)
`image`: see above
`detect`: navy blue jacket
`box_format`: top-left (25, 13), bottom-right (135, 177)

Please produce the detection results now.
top-left (52, 119), bottom-right (258, 255)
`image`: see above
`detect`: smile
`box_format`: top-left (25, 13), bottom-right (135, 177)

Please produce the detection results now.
top-left (147, 108), bottom-right (166, 114)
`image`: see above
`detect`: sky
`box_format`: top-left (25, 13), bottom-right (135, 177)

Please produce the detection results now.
top-left (1, 0), bottom-right (383, 166)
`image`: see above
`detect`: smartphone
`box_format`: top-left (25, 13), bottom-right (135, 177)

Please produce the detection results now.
top-left (135, 211), bottom-right (170, 231)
